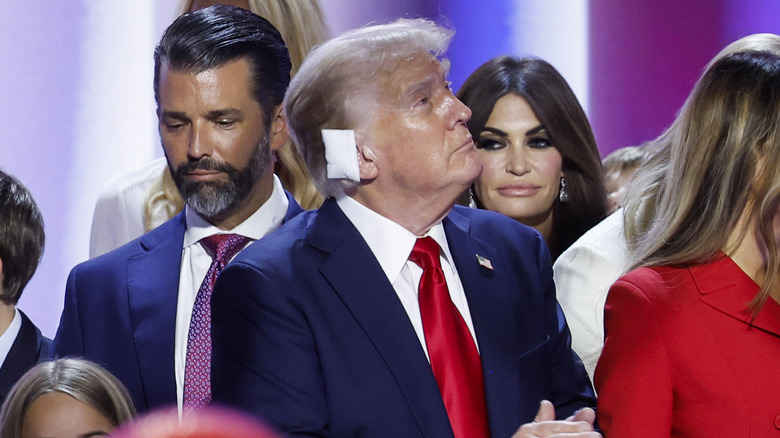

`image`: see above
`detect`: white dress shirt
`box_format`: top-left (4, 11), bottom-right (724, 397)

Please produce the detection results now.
top-left (0, 309), bottom-right (21, 369)
top-left (174, 175), bottom-right (289, 412)
top-left (336, 195), bottom-right (478, 360)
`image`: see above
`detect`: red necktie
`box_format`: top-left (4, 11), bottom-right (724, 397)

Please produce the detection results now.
top-left (409, 237), bottom-right (490, 438)
top-left (182, 234), bottom-right (249, 412)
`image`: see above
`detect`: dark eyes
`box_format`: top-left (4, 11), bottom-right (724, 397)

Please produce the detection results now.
top-left (527, 136), bottom-right (553, 149)
top-left (476, 136), bottom-right (554, 151)
top-left (215, 119), bottom-right (236, 128)
top-left (163, 120), bottom-right (184, 130)
top-left (476, 138), bottom-right (505, 151)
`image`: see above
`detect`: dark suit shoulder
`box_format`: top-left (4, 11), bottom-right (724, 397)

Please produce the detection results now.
top-left (82, 213), bottom-right (185, 267)
top-left (230, 209), bottom-right (318, 268)
top-left (450, 205), bottom-right (541, 241)
top-left (0, 311), bottom-right (50, 402)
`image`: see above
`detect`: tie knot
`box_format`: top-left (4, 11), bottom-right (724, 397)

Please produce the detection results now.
top-left (200, 234), bottom-right (250, 264)
top-left (409, 237), bottom-right (442, 270)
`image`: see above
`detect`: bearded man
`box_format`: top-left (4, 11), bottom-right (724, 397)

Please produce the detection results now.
top-left (53, 5), bottom-right (301, 414)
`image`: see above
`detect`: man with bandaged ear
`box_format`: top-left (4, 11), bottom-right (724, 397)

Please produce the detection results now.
top-left (211, 18), bottom-right (598, 438)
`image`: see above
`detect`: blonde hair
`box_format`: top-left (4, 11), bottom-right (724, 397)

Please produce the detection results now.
top-left (143, 0), bottom-right (330, 231)
top-left (623, 41), bottom-right (780, 315)
top-left (0, 359), bottom-right (136, 438)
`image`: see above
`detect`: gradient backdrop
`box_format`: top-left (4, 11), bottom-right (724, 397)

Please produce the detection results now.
top-left (2, 0), bottom-right (779, 336)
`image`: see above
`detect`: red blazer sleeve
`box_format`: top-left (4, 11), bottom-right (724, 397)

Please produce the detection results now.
top-left (594, 272), bottom-right (673, 437)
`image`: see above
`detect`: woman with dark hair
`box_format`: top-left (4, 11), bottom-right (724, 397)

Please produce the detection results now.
top-left (457, 56), bottom-right (608, 260)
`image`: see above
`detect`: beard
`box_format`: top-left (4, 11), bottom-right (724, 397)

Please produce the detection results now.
top-left (170, 134), bottom-right (271, 221)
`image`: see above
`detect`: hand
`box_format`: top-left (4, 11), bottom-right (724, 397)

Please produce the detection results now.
top-left (511, 400), bottom-right (601, 437)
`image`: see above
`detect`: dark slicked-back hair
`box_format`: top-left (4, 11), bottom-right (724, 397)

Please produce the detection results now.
top-left (153, 4), bottom-right (291, 125)
top-left (0, 170), bottom-right (44, 305)
top-left (458, 56), bottom-right (608, 260)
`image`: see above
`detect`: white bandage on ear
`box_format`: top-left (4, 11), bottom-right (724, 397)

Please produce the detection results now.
top-left (322, 129), bottom-right (360, 182)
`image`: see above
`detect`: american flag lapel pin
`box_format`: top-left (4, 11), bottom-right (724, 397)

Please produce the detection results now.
top-left (476, 254), bottom-right (493, 270)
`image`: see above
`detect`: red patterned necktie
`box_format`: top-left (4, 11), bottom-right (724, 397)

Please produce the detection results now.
top-left (182, 233), bottom-right (250, 412)
top-left (409, 237), bottom-right (490, 438)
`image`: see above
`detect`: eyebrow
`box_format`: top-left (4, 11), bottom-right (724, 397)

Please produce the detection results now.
top-left (205, 108), bottom-right (242, 119)
top-left (525, 124), bottom-right (546, 136)
top-left (480, 126), bottom-right (509, 138)
top-left (405, 76), bottom-right (436, 98)
top-left (480, 124), bottom-right (547, 138)
top-left (79, 431), bottom-right (109, 438)
top-left (160, 108), bottom-right (242, 120)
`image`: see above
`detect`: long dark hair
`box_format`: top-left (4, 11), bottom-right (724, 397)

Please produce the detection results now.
top-left (457, 56), bottom-right (608, 260)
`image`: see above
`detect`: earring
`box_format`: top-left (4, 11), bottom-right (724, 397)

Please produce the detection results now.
top-left (468, 187), bottom-right (478, 209)
top-left (559, 177), bottom-right (570, 202)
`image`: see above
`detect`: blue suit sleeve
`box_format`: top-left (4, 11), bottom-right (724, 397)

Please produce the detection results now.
top-left (52, 267), bottom-right (85, 358)
top-left (211, 262), bottom-right (329, 436)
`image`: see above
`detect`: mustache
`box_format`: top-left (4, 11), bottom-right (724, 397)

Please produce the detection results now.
top-left (174, 157), bottom-right (238, 176)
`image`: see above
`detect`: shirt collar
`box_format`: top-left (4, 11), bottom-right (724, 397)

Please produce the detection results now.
top-left (0, 308), bottom-right (21, 367)
top-left (336, 195), bottom-right (452, 283)
top-left (183, 174), bottom-right (289, 247)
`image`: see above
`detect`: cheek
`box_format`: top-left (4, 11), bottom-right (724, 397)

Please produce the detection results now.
top-left (474, 153), bottom-right (503, 187)
top-left (533, 149), bottom-right (564, 183)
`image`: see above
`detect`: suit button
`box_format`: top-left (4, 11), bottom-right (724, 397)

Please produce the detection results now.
top-left (775, 415), bottom-right (780, 430)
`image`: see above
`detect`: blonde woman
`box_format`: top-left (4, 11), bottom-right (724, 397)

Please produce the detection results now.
top-left (89, 0), bottom-right (329, 258)
top-left (595, 48), bottom-right (780, 436)
top-left (0, 358), bottom-right (135, 438)
top-left (553, 33), bottom-right (780, 382)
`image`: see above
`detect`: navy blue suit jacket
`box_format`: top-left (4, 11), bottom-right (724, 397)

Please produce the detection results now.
top-left (212, 199), bottom-right (595, 437)
top-left (53, 191), bottom-right (302, 412)
top-left (0, 311), bottom-right (51, 403)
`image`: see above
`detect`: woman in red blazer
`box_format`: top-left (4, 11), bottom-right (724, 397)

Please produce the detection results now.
top-left (594, 45), bottom-right (780, 436)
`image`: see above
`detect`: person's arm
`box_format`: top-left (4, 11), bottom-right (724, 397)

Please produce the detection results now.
top-left (594, 276), bottom-right (673, 436)
top-left (211, 262), bottom-right (329, 437)
top-left (553, 242), bottom-right (615, 379)
top-left (52, 267), bottom-right (85, 357)
top-left (536, 237), bottom-right (597, 420)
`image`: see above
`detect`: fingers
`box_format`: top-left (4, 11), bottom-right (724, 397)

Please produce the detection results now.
top-left (510, 402), bottom-right (600, 437)
top-left (566, 407), bottom-right (596, 425)
top-left (534, 399), bottom-right (556, 422)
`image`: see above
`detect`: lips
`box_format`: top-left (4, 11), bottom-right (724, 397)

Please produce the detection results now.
top-left (496, 184), bottom-right (541, 197)
top-left (184, 170), bottom-right (223, 182)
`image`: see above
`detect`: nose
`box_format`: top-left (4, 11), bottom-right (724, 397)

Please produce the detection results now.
top-left (507, 145), bottom-right (530, 176)
top-left (187, 122), bottom-right (212, 160)
top-left (448, 94), bottom-right (472, 129)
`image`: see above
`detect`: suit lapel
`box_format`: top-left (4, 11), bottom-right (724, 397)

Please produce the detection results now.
top-left (0, 312), bottom-right (43, 401)
top-left (127, 212), bottom-right (186, 409)
top-left (309, 200), bottom-right (453, 437)
top-left (443, 210), bottom-right (520, 432)
top-left (695, 255), bottom-right (780, 337)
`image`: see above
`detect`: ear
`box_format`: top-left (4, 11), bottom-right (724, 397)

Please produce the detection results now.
top-left (355, 133), bottom-right (379, 180)
top-left (268, 104), bottom-right (289, 152)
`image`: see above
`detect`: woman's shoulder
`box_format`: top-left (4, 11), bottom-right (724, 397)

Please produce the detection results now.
top-left (613, 264), bottom-right (697, 304)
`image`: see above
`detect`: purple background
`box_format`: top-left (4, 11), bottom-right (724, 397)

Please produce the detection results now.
top-left (2, 0), bottom-right (779, 336)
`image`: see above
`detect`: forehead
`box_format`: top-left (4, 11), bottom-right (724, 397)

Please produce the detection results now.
top-left (485, 93), bottom-right (540, 128)
top-left (158, 58), bottom-right (256, 108)
top-left (378, 53), bottom-right (447, 103)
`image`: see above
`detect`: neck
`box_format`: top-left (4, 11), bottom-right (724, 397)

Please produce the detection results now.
top-left (0, 303), bottom-right (15, 337)
top-left (515, 209), bottom-right (554, 244)
top-left (351, 188), bottom-right (455, 236)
